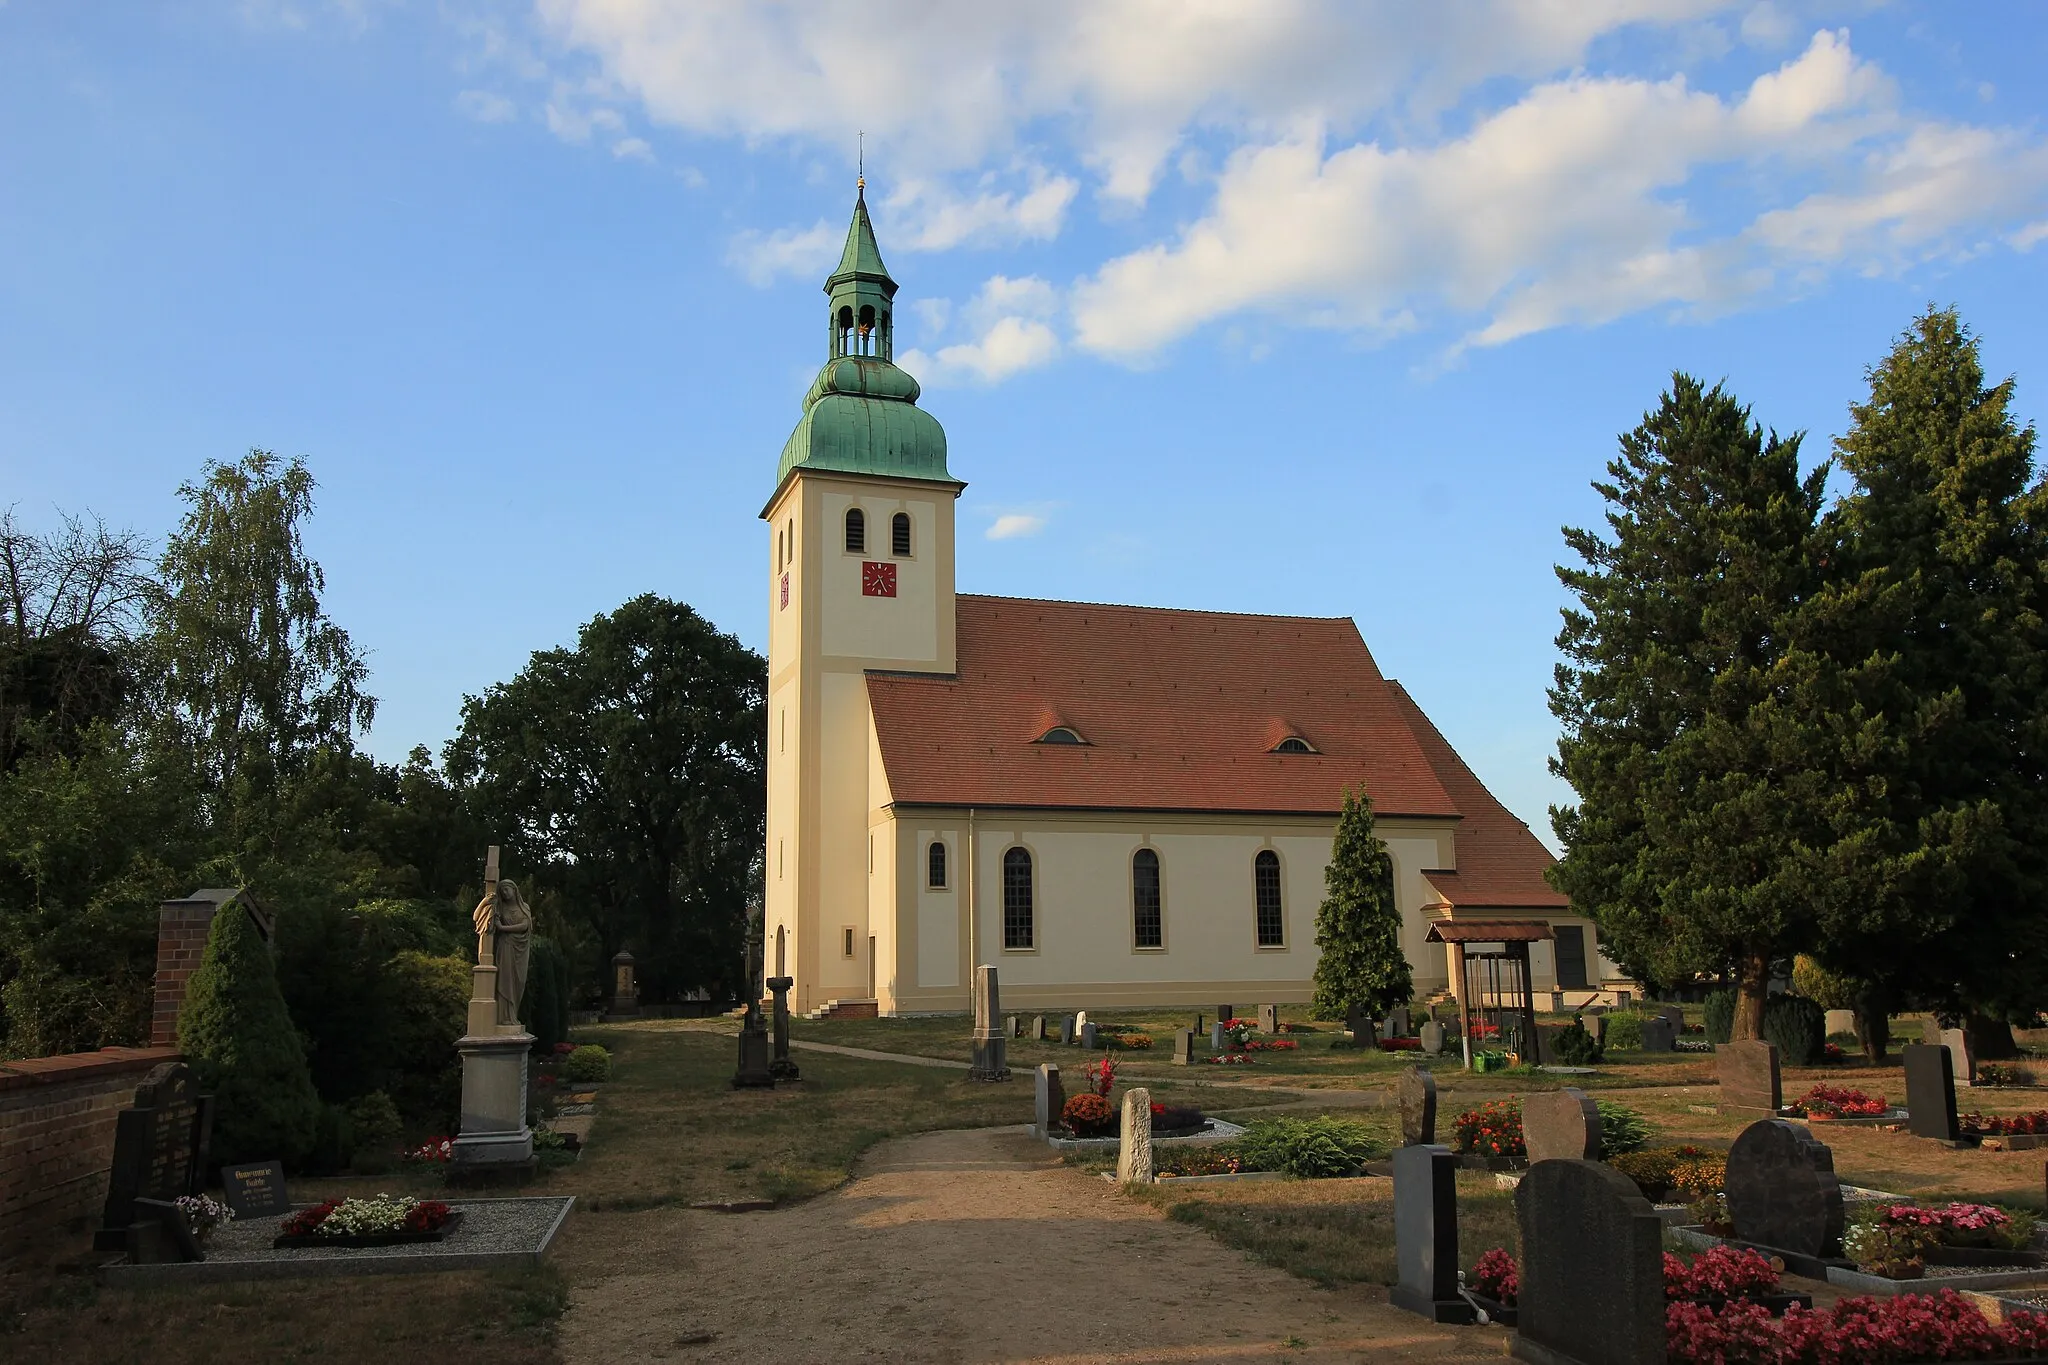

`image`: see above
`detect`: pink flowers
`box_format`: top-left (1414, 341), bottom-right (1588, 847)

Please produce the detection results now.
top-left (1875, 1203), bottom-right (2011, 1242)
top-left (1666, 1290), bottom-right (2048, 1364)
top-left (1664, 1246), bottom-right (1781, 1302)
top-left (1083, 1054), bottom-right (1118, 1098)
top-left (1470, 1247), bottom-right (1519, 1305)
top-left (1798, 1084), bottom-right (1888, 1118)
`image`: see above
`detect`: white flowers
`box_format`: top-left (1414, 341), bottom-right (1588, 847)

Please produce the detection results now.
top-left (319, 1194), bottom-right (420, 1236)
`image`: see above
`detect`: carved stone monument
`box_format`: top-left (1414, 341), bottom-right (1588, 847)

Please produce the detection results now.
top-left (1640, 1017), bottom-right (1677, 1053)
top-left (766, 975), bottom-right (800, 1080)
top-left (969, 964), bottom-right (1010, 1081)
top-left (608, 950), bottom-right (639, 1020)
top-left (1523, 1087), bottom-right (1601, 1164)
top-left (453, 846), bottom-right (536, 1172)
top-left (1725, 1119), bottom-right (1844, 1258)
top-left (1117, 1087), bottom-right (1153, 1184)
top-left (733, 937), bottom-right (774, 1090)
top-left (95, 1061), bottom-right (213, 1252)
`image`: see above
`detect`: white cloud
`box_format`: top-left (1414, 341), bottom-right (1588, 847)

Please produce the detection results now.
top-left (611, 136), bottom-right (653, 161)
top-left (727, 220), bottom-right (840, 287)
top-left (455, 89), bottom-right (517, 123)
top-left (1071, 31), bottom-right (2048, 360)
top-left (987, 513), bottom-right (1049, 540)
top-left (899, 275), bottom-right (1063, 385)
top-left (882, 170), bottom-right (1079, 250)
top-left (2014, 219), bottom-right (2048, 252)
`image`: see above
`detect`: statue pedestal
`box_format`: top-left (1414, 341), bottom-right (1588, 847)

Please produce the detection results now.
top-left (452, 1030), bottom-right (534, 1176)
top-left (733, 1021), bottom-right (775, 1089)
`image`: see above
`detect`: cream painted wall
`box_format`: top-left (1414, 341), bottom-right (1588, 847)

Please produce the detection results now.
top-left (820, 490), bottom-right (941, 665)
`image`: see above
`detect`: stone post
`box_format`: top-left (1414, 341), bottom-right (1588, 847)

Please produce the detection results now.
top-left (609, 951), bottom-right (639, 1020)
top-left (767, 975), bottom-right (799, 1080)
top-left (969, 964), bottom-right (1010, 1081)
top-left (733, 938), bottom-right (774, 1089)
top-left (1117, 1087), bottom-right (1153, 1184)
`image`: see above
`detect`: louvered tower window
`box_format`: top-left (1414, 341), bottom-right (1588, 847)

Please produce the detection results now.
top-left (892, 511), bottom-right (912, 556)
top-left (844, 508), bottom-right (865, 553)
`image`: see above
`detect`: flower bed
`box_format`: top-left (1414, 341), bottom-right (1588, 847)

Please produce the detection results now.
top-left (1241, 1038), bottom-right (1298, 1052)
top-left (1962, 1110), bottom-right (2048, 1137)
top-left (176, 1195), bottom-right (235, 1244)
top-left (1061, 1092), bottom-right (1115, 1137)
top-left (1103, 1033), bottom-right (1154, 1050)
top-left (274, 1195), bottom-right (458, 1248)
top-left (402, 1136), bottom-right (453, 1164)
top-left (1453, 1100), bottom-right (1526, 1160)
top-left (1377, 1036), bottom-right (1422, 1052)
top-left (1798, 1084), bottom-right (1889, 1118)
top-left (1154, 1147), bottom-right (1249, 1177)
top-left (1609, 1145), bottom-right (1720, 1202)
top-left (1977, 1063), bottom-right (2036, 1088)
top-left (1667, 1289), bottom-right (2048, 1364)
top-left (1205, 1052), bottom-right (1255, 1065)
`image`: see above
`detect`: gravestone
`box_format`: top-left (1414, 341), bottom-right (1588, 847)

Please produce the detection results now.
top-left (1586, 1014), bottom-right (1607, 1049)
top-left (1388, 1145), bottom-right (1471, 1323)
top-left (1345, 1004), bottom-right (1369, 1038)
top-left (1656, 1005), bottom-right (1684, 1029)
top-left (1173, 1029), bottom-right (1196, 1065)
top-left (95, 1061), bottom-right (213, 1252)
top-left (1717, 1040), bottom-right (1781, 1117)
top-left (1938, 1026), bottom-right (1975, 1088)
top-left (1117, 1087), bottom-right (1153, 1184)
top-left (1034, 1064), bottom-right (1065, 1137)
top-left (1079, 1022), bottom-right (1098, 1050)
top-left (1397, 1066), bottom-right (1438, 1146)
top-left (1388, 1005), bottom-right (1411, 1037)
top-left (220, 1159), bottom-right (288, 1219)
top-left (1640, 1017), bottom-right (1676, 1053)
top-left (608, 950), bottom-right (639, 1019)
top-left (1209, 1021), bottom-right (1227, 1051)
top-left (129, 1196), bottom-right (204, 1264)
top-left (1074, 1010), bottom-right (1090, 1034)
top-left (1059, 1015), bottom-right (1077, 1046)
top-left (1418, 1020), bottom-right (1446, 1056)
top-left (1192, 1013), bottom-right (1204, 1037)
top-left (733, 1013), bottom-right (774, 1089)
top-left (1523, 1087), bottom-right (1601, 1164)
top-left (1823, 1008), bottom-right (1856, 1038)
top-left (1032, 1015), bottom-right (1047, 1041)
top-left (766, 975), bottom-right (800, 1080)
top-left (1217, 1005), bottom-right (1234, 1023)
top-left (1257, 1004), bottom-right (1279, 1034)
top-left (1551, 990), bottom-right (1566, 1014)
top-left (1511, 1160), bottom-right (1664, 1365)
top-left (1725, 1119), bottom-right (1844, 1258)
top-left (1007, 1015), bottom-right (1021, 1039)
top-left (1903, 1043), bottom-right (1961, 1142)
top-left (969, 964), bottom-right (1010, 1081)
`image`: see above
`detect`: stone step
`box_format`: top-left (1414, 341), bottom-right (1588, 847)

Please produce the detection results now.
top-left (803, 998), bottom-right (879, 1021)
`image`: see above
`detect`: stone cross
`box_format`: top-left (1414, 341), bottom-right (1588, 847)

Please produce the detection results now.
top-left (1640, 1017), bottom-right (1676, 1052)
top-left (1117, 1087), bottom-right (1154, 1184)
top-left (1397, 1066), bottom-right (1437, 1147)
top-left (1523, 1087), bottom-right (1601, 1164)
top-left (1034, 1063), bottom-right (1064, 1138)
top-left (1717, 1039), bottom-right (1782, 1117)
top-left (1725, 1118), bottom-right (1844, 1258)
top-left (1903, 1042), bottom-right (1960, 1142)
top-left (1172, 1029), bottom-right (1195, 1065)
top-left (1512, 1160), bottom-right (1665, 1365)
top-left (1388, 1144), bottom-right (1471, 1323)
top-left (969, 964), bottom-right (1010, 1081)
top-left (1257, 1004), bottom-right (1279, 1034)
top-left (1418, 1020), bottom-right (1446, 1056)
top-left (766, 975), bottom-right (799, 1080)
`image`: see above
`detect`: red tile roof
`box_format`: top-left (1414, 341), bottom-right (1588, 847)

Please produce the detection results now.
top-left (865, 595), bottom-right (1458, 817)
top-left (1384, 681), bottom-right (1568, 911)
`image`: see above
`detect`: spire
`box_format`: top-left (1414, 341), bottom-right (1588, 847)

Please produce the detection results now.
top-left (825, 183), bottom-right (897, 361)
top-left (829, 186), bottom-right (893, 292)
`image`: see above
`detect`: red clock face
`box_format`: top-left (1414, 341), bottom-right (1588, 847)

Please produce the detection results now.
top-left (862, 561), bottom-right (897, 597)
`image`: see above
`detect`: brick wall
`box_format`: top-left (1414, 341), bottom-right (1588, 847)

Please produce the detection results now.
top-left (151, 900), bottom-right (221, 1047)
top-left (0, 1047), bottom-right (178, 1260)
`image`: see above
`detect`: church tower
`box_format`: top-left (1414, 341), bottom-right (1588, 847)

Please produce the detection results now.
top-left (761, 185), bottom-right (961, 1013)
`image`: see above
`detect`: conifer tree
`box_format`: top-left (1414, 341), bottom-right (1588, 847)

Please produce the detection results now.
top-left (1814, 308), bottom-right (2048, 1052)
top-left (1550, 375), bottom-right (1838, 1040)
top-left (1311, 788), bottom-right (1410, 1020)
top-left (178, 900), bottom-right (320, 1165)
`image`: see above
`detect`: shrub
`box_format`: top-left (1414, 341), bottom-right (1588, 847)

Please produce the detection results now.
top-left (562, 1044), bottom-right (612, 1083)
top-left (306, 1104), bottom-right (354, 1175)
top-left (1453, 1100), bottom-right (1525, 1159)
top-left (178, 902), bottom-right (320, 1166)
top-left (383, 951), bottom-right (468, 1127)
top-left (1761, 994), bottom-right (1825, 1065)
top-left (1551, 1017), bottom-right (1603, 1065)
top-left (1703, 990), bottom-right (1735, 1045)
top-left (1977, 1061), bottom-right (2036, 1088)
top-left (1603, 1011), bottom-right (1646, 1051)
top-left (346, 1090), bottom-right (402, 1171)
top-left (1104, 1033), bottom-right (1153, 1050)
top-left (1596, 1100), bottom-right (1653, 1155)
top-left (1609, 1144), bottom-right (1714, 1199)
top-left (1061, 1092), bottom-right (1114, 1137)
top-left (1235, 1115), bottom-right (1384, 1178)
top-left (521, 937), bottom-right (572, 1052)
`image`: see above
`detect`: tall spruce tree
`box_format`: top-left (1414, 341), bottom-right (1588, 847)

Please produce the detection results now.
top-left (1815, 308), bottom-right (2048, 1053)
top-left (1311, 788), bottom-right (1410, 1021)
top-left (178, 899), bottom-right (320, 1165)
top-left (1550, 375), bottom-right (1838, 1040)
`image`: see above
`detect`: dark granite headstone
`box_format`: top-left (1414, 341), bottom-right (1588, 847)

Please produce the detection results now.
top-left (1059, 1015), bottom-right (1077, 1046)
top-left (1033, 1015), bottom-right (1048, 1041)
top-left (1725, 1119), bottom-right (1843, 1258)
top-left (1640, 1017), bottom-right (1676, 1053)
top-left (733, 1017), bottom-right (774, 1088)
top-left (1345, 1004), bottom-right (1368, 1038)
top-left (1192, 1013), bottom-right (1205, 1037)
top-left (1656, 1005), bottom-right (1684, 1029)
top-left (129, 1196), bottom-right (204, 1264)
top-left (221, 1159), bottom-right (288, 1219)
top-left (1418, 1020), bottom-right (1446, 1056)
top-left (766, 975), bottom-right (800, 1080)
top-left (1388, 1005), bottom-right (1411, 1037)
top-left (1217, 1004), bottom-right (1234, 1022)
top-left (1902, 1043), bottom-right (1960, 1142)
top-left (1523, 1087), bottom-right (1601, 1164)
top-left (1397, 1066), bottom-right (1437, 1146)
top-left (1512, 1160), bottom-right (1664, 1365)
top-left (1034, 1063), bottom-right (1064, 1136)
top-left (1717, 1040), bottom-right (1781, 1116)
top-left (1257, 1004), bottom-right (1279, 1034)
top-left (96, 1061), bottom-right (213, 1252)
top-left (1079, 1022), bottom-right (1098, 1050)
top-left (1389, 1144), bottom-right (1472, 1323)
top-left (1172, 1029), bottom-right (1195, 1065)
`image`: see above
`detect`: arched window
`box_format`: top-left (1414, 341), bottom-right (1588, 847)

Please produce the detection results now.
top-left (1272, 736), bottom-right (1316, 754)
top-left (1002, 847), bottom-right (1034, 949)
top-left (1132, 848), bottom-right (1162, 949)
top-left (1254, 850), bottom-right (1284, 947)
top-left (845, 507), bottom-right (865, 554)
top-left (1036, 726), bottom-right (1086, 745)
top-left (892, 511), bottom-right (912, 557)
top-left (927, 840), bottom-right (947, 889)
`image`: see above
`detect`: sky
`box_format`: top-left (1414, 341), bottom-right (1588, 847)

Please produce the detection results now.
top-left (3, 2), bottom-right (2046, 848)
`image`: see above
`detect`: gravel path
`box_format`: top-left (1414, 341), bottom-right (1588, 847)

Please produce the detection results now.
top-left (555, 1125), bottom-right (1505, 1364)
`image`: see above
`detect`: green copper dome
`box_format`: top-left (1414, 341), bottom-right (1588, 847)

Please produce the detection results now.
top-left (775, 188), bottom-right (959, 491)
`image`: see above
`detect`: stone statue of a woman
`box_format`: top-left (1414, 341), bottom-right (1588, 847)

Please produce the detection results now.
top-left (473, 879), bottom-right (534, 1031)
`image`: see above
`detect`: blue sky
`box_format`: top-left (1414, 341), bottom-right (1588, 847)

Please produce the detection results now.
top-left (4, 2), bottom-right (2046, 847)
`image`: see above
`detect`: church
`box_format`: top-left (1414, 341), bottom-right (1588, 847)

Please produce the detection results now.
top-left (761, 189), bottom-right (1625, 1019)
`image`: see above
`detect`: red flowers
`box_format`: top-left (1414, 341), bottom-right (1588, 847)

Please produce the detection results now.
top-left (1083, 1055), bottom-right (1118, 1098)
top-left (1799, 1084), bottom-right (1888, 1118)
top-left (1471, 1247), bottom-right (1519, 1305)
top-left (1453, 1100), bottom-right (1526, 1159)
top-left (1205, 1052), bottom-right (1255, 1065)
top-left (1664, 1246), bottom-right (1780, 1302)
top-left (280, 1199), bottom-right (343, 1237)
top-left (1241, 1038), bottom-right (1299, 1052)
top-left (403, 1200), bottom-right (453, 1234)
top-left (1667, 1289), bottom-right (2048, 1364)
top-left (1961, 1108), bottom-right (2048, 1136)
top-left (1377, 1036), bottom-right (1422, 1052)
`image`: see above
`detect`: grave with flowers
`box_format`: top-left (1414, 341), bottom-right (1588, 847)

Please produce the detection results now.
top-left (1037, 1053), bottom-right (1245, 1151)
